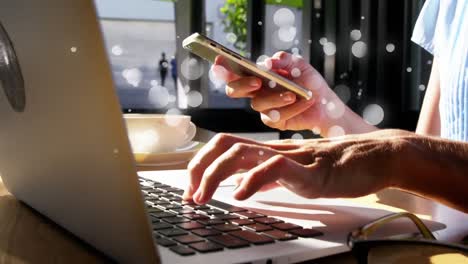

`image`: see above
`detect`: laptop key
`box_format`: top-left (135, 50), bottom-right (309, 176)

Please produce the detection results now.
top-left (177, 221), bottom-right (204, 230)
top-left (213, 214), bottom-right (240, 221)
top-left (183, 213), bottom-right (209, 221)
top-left (198, 208), bottom-right (225, 215)
top-left (235, 211), bottom-right (265, 219)
top-left (151, 222), bottom-right (172, 230)
top-left (263, 230), bottom-right (298, 241)
top-left (189, 241), bottom-right (224, 253)
top-left (170, 208), bottom-right (195, 215)
top-left (156, 237), bottom-right (177, 247)
top-left (212, 223), bottom-right (241, 232)
top-left (158, 228), bottom-right (188, 237)
top-left (152, 222), bottom-right (173, 230)
top-left (255, 217), bottom-right (283, 225)
top-left (151, 212), bottom-right (176, 218)
top-left (159, 204), bottom-right (183, 210)
top-left (230, 218), bottom-right (255, 226)
top-left (289, 228), bottom-right (323, 238)
top-left (191, 228), bottom-right (222, 237)
top-left (169, 245), bottom-right (196, 256)
top-left (244, 223), bottom-right (273, 232)
top-left (208, 234), bottom-right (250, 248)
top-left (271, 222), bottom-right (302, 231)
top-left (146, 207), bottom-right (163, 213)
top-left (163, 216), bottom-right (191, 224)
top-left (197, 219), bottom-right (225, 226)
top-left (173, 234), bottom-right (205, 244)
top-left (229, 230), bottom-right (274, 245)
top-left (208, 200), bottom-right (247, 213)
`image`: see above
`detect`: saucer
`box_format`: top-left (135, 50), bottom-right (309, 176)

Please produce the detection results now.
top-left (133, 141), bottom-right (204, 167)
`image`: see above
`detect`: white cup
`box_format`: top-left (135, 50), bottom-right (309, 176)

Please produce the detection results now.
top-left (124, 114), bottom-right (196, 153)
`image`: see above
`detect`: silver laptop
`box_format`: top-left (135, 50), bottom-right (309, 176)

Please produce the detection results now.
top-left (0, 1), bottom-right (441, 263)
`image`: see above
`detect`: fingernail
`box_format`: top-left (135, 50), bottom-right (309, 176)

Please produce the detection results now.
top-left (249, 78), bottom-right (259, 87)
top-left (193, 190), bottom-right (202, 203)
top-left (283, 93), bottom-right (294, 102)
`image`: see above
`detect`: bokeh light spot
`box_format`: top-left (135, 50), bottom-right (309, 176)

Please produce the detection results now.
top-left (363, 104), bottom-right (385, 125)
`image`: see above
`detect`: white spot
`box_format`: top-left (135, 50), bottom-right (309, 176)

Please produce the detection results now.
top-left (326, 100), bottom-right (345, 119)
top-left (291, 133), bottom-right (303, 140)
top-left (308, 39), bottom-right (312, 44)
top-left (406, 67), bottom-right (412, 73)
top-left (122, 68), bottom-right (142, 87)
top-left (294, 39), bottom-right (299, 45)
top-left (323, 42), bottom-right (336, 56)
top-left (183, 85), bottom-right (190, 93)
top-left (316, 13), bottom-right (321, 18)
top-left (209, 65), bottom-right (228, 89)
top-left (113, 148), bottom-right (119, 154)
top-left (357, 80), bottom-right (363, 86)
top-left (418, 84), bottom-right (426, 91)
top-left (350, 30), bottom-right (362, 41)
top-left (292, 47), bottom-right (299, 55)
top-left (312, 127), bottom-right (321, 135)
top-left (111, 45), bottom-right (123, 56)
top-left (256, 55), bottom-right (271, 71)
top-left (278, 26), bottom-right (297, 42)
top-left (259, 150), bottom-right (264, 156)
top-left (273, 8), bottom-right (295, 27)
top-left (427, 60), bottom-right (432, 65)
top-left (226, 32), bottom-right (237, 44)
top-left (128, 130), bottom-right (159, 153)
top-left (319, 37), bottom-right (328, 45)
top-left (321, 98), bottom-right (328, 104)
top-left (128, 109), bottom-right (132, 113)
top-left (148, 85), bottom-right (170, 108)
top-left (327, 126), bottom-right (345, 138)
top-left (181, 57), bottom-right (204, 80)
top-left (168, 95), bottom-right (176, 103)
top-left (291, 68), bottom-right (301, 78)
top-left (187, 91), bottom-right (203, 107)
top-left (150, 80), bottom-right (159, 87)
top-left (70, 47), bottom-right (77, 53)
top-left (385, 43), bottom-right (395, 53)
top-left (352, 41), bottom-right (367, 58)
top-left (258, 21), bottom-right (263, 26)
top-left (165, 108), bottom-right (183, 127)
top-left (241, 156), bottom-right (245, 160)
top-left (361, 16), bottom-right (365, 20)
top-left (334, 84), bottom-right (351, 103)
top-left (267, 110), bottom-right (281, 122)
top-left (268, 80), bottom-right (277, 88)
top-left (177, 35), bottom-right (180, 39)
top-left (307, 91), bottom-right (313, 98)
top-left (363, 104), bottom-right (385, 125)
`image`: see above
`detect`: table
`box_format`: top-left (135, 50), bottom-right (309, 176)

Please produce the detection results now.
top-left (0, 176), bottom-right (466, 264)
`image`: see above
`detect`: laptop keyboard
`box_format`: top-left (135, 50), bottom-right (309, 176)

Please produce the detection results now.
top-left (139, 177), bottom-right (323, 256)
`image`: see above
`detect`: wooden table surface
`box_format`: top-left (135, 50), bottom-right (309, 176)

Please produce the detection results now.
top-left (1, 175), bottom-right (466, 264)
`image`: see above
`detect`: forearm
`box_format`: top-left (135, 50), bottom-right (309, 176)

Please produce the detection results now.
top-left (394, 135), bottom-right (468, 213)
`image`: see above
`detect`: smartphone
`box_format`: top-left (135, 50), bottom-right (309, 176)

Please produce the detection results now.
top-left (182, 32), bottom-right (312, 100)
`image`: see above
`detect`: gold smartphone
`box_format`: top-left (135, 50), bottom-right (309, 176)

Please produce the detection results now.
top-left (182, 33), bottom-right (312, 100)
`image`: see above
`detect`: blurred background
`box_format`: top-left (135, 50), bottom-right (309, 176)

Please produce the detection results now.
top-left (94, 0), bottom-right (432, 139)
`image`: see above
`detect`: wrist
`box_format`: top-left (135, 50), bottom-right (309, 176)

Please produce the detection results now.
top-left (320, 102), bottom-right (377, 137)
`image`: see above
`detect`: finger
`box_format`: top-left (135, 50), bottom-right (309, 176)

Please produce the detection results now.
top-left (214, 55), bottom-right (240, 83)
top-left (184, 134), bottom-right (265, 200)
top-left (233, 173), bottom-right (280, 192)
top-left (234, 155), bottom-right (307, 200)
top-left (260, 98), bottom-right (316, 126)
top-left (266, 51), bottom-right (293, 70)
top-left (193, 143), bottom-right (277, 204)
top-left (251, 90), bottom-right (297, 112)
top-left (226, 77), bottom-right (262, 98)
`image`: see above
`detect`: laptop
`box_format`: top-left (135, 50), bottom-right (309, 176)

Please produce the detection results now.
top-left (0, 1), bottom-right (442, 263)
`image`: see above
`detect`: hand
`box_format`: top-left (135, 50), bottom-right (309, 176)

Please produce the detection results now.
top-left (212, 51), bottom-right (347, 132)
top-left (183, 130), bottom-right (412, 204)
